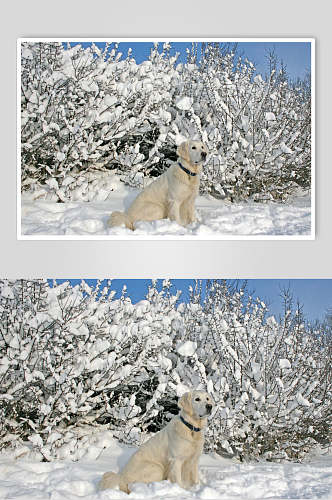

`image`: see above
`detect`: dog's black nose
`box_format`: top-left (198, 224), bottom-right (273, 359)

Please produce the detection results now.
top-left (206, 404), bottom-right (212, 413)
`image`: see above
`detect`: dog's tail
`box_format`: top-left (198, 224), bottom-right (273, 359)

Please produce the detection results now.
top-left (108, 211), bottom-right (134, 231)
top-left (99, 471), bottom-right (124, 491)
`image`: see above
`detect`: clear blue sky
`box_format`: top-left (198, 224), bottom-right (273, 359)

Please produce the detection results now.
top-left (68, 40), bottom-right (311, 82)
top-left (52, 279), bottom-right (331, 324)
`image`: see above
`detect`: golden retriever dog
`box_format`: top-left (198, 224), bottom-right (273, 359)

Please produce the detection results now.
top-left (108, 140), bottom-right (208, 230)
top-left (99, 390), bottom-right (213, 493)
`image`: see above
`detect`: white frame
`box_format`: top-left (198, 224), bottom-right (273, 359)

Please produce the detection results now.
top-left (17, 37), bottom-right (315, 241)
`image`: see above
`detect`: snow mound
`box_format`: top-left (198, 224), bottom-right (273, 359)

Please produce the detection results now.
top-left (0, 438), bottom-right (331, 499)
top-left (20, 186), bottom-right (312, 237)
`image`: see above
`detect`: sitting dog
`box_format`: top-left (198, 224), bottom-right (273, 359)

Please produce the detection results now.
top-left (99, 390), bottom-right (213, 493)
top-left (108, 140), bottom-right (208, 230)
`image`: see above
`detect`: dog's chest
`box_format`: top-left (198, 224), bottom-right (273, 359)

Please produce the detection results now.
top-left (184, 433), bottom-right (203, 458)
top-left (186, 173), bottom-right (199, 186)
top-left (174, 420), bottom-right (204, 450)
top-left (173, 165), bottom-right (199, 190)
top-left (181, 175), bottom-right (199, 197)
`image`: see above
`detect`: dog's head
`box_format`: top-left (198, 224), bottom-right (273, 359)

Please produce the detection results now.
top-left (178, 390), bottom-right (213, 419)
top-left (177, 140), bottom-right (208, 167)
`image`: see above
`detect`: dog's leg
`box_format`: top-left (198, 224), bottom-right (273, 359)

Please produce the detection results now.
top-left (127, 202), bottom-right (165, 227)
top-left (188, 458), bottom-right (200, 486)
top-left (168, 458), bottom-right (186, 489)
top-left (181, 197), bottom-right (197, 225)
top-left (168, 200), bottom-right (183, 226)
top-left (187, 196), bottom-right (197, 223)
top-left (181, 457), bottom-right (200, 488)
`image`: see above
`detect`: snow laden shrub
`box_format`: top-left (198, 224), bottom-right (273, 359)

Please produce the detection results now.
top-left (190, 281), bottom-right (331, 461)
top-left (20, 42), bottom-right (311, 203)
top-left (0, 279), bottom-right (118, 459)
top-left (178, 44), bottom-right (312, 201)
top-left (1, 279), bottom-right (329, 463)
top-left (20, 42), bottom-right (180, 200)
top-left (0, 279), bottom-right (183, 460)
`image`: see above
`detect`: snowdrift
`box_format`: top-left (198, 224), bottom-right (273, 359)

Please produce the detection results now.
top-left (0, 433), bottom-right (331, 499)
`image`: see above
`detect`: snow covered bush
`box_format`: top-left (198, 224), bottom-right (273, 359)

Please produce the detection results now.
top-left (0, 279), bottom-right (184, 459)
top-left (190, 281), bottom-right (331, 461)
top-left (195, 45), bottom-right (312, 201)
top-left (1, 279), bottom-right (329, 463)
top-left (20, 42), bottom-right (180, 201)
top-left (20, 41), bottom-right (312, 203)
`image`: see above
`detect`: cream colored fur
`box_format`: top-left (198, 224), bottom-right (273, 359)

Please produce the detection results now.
top-left (99, 390), bottom-right (213, 493)
top-left (108, 140), bottom-right (208, 230)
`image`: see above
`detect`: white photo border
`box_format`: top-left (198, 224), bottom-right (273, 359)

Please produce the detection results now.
top-left (17, 37), bottom-right (316, 241)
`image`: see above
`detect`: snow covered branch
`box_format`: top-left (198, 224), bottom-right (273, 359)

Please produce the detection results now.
top-left (20, 42), bottom-right (311, 203)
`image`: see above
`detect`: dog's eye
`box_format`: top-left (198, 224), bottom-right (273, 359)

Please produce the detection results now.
top-left (192, 146), bottom-right (196, 150)
top-left (195, 397), bottom-right (200, 401)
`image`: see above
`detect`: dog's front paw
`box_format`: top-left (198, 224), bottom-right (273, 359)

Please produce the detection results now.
top-left (183, 480), bottom-right (200, 491)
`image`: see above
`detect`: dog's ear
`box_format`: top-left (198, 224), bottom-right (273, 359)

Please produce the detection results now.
top-left (178, 392), bottom-right (193, 415)
top-left (177, 141), bottom-right (189, 162)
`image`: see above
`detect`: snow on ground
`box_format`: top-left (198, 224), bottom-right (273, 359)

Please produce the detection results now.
top-left (20, 180), bottom-right (311, 238)
top-left (0, 435), bottom-right (331, 500)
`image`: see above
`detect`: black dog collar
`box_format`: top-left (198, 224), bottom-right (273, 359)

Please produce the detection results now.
top-left (178, 162), bottom-right (197, 178)
top-left (180, 415), bottom-right (201, 432)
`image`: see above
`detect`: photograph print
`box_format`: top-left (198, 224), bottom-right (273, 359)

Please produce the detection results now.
top-left (18, 39), bottom-right (314, 239)
top-left (0, 278), bottom-right (331, 498)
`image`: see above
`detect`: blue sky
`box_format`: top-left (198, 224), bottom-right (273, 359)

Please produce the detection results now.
top-left (69, 40), bottom-right (311, 82)
top-left (52, 279), bottom-right (331, 324)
